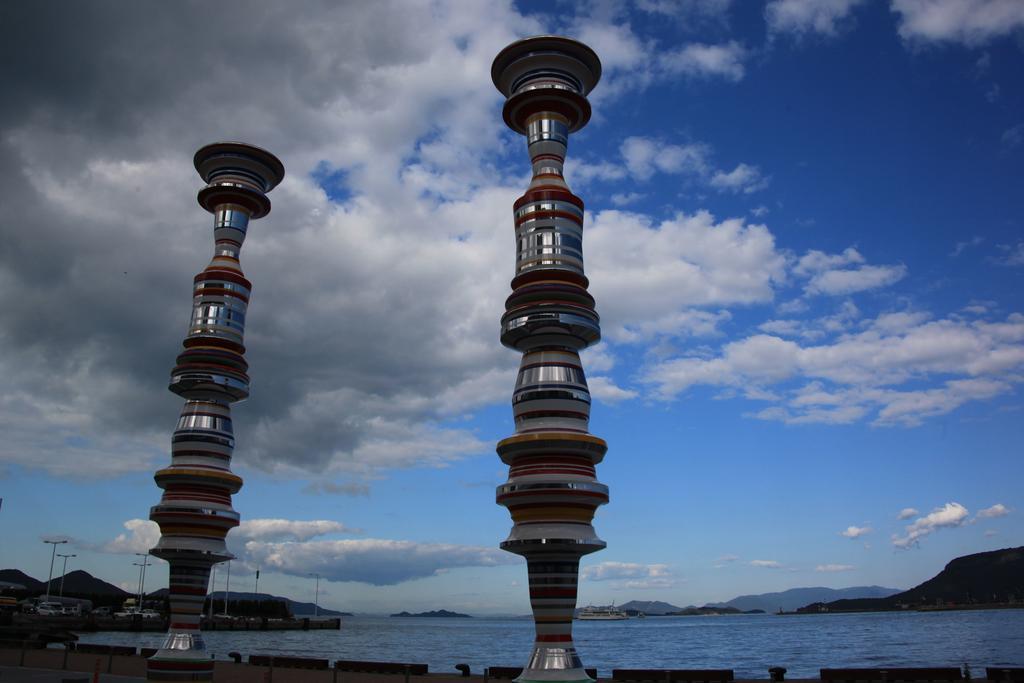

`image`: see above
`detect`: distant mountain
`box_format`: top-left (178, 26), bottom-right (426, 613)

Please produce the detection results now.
top-left (708, 586), bottom-right (901, 613)
top-left (810, 546), bottom-right (1024, 612)
top-left (3, 568), bottom-right (351, 615)
top-left (1, 569), bottom-right (127, 597)
top-left (150, 589), bottom-right (350, 617)
top-left (46, 570), bottom-right (129, 597)
top-left (390, 609), bottom-right (471, 618)
top-left (618, 600), bottom-right (683, 615)
top-left (0, 569), bottom-right (44, 592)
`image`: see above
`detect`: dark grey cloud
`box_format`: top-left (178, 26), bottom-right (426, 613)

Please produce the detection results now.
top-left (243, 538), bottom-right (517, 585)
top-left (0, 1), bottom-right (539, 476)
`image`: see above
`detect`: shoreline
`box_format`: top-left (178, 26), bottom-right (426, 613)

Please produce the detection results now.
top-left (778, 603), bottom-right (1024, 616)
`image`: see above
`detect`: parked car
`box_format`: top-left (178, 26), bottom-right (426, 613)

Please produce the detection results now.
top-left (36, 601), bottom-right (64, 616)
top-left (140, 609), bottom-right (162, 619)
top-left (92, 606), bottom-right (112, 617)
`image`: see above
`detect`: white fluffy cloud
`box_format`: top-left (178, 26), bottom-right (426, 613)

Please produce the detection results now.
top-left (1003, 124), bottom-right (1024, 151)
top-left (898, 507), bottom-right (920, 520)
top-left (997, 241), bottom-right (1024, 266)
top-left (891, 0), bottom-right (1024, 46)
top-left (710, 163), bottom-right (771, 194)
top-left (643, 312), bottom-right (1024, 426)
top-left (571, 17), bottom-right (748, 99)
top-left (587, 376), bottom-right (640, 403)
top-left (892, 502), bottom-right (969, 548)
top-left (611, 137), bottom-right (768, 196)
top-left (582, 561), bottom-right (668, 580)
top-left (816, 563), bottom-right (855, 572)
top-left (975, 503), bottom-right (1009, 519)
top-left (806, 264), bottom-right (908, 296)
top-left (840, 525), bottom-right (872, 538)
top-left (766, 0), bottom-right (867, 36)
top-left (235, 519), bottom-right (358, 542)
top-left (99, 519), bottom-right (161, 555)
top-left (637, 0), bottom-right (734, 19)
top-left (581, 561), bottom-right (677, 588)
top-left (660, 41), bottom-right (748, 81)
top-left (620, 137), bottom-right (710, 181)
top-left (587, 210), bottom-right (785, 342)
top-left (794, 248), bottom-right (906, 296)
top-left (750, 559), bottom-right (782, 568)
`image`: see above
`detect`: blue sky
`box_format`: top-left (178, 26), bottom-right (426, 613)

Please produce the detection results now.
top-left (0, 0), bottom-right (1022, 615)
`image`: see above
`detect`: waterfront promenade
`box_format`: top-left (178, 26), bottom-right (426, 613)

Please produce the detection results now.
top-left (2, 647), bottom-right (1021, 683)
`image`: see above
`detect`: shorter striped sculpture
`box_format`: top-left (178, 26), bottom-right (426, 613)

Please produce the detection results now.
top-left (147, 142), bottom-right (283, 682)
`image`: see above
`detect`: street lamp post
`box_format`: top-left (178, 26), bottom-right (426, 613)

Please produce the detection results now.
top-left (254, 567), bottom-right (260, 615)
top-left (134, 553), bottom-right (151, 610)
top-left (57, 553), bottom-right (76, 600)
top-left (43, 539), bottom-right (67, 603)
top-left (309, 573), bottom-right (320, 618)
top-left (222, 560), bottom-right (231, 617)
top-left (208, 564), bottom-right (217, 619)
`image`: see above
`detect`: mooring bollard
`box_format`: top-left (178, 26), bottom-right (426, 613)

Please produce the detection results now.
top-left (769, 666), bottom-right (787, 682)
top-left (456, 663), bottom-right (471, 677)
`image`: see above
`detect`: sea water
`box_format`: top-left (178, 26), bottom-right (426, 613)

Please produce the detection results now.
top-left (75, 610), bottom-right (1024, 679)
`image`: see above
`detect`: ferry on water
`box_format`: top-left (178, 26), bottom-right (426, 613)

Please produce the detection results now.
top-left (577, 605), bottom-right (629, 620)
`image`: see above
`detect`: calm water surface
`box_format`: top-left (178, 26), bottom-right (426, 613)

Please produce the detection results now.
top-left (76, 610), bottom-right (1024, 679)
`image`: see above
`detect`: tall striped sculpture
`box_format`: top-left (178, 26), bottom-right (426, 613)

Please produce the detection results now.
top-left (147, 142), bottom-right (283, 681)
top-left (492, 37), bottom-right (608, 683)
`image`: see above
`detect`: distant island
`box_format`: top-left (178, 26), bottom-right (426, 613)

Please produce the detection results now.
top-left (792, 546), bottom-right (1024, 614)
top-left (617, 587), bottom-right (899, 616)
top-left (668, 606), bottom-right (765, 616)
top-left (390, 609), bottom-right (472, 618)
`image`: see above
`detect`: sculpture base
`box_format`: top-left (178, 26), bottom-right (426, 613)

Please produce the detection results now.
top-left (146, 631), bottom-right (212, 681)
top-left (517, 675), bottom-right (595, 683)
top-left (516, 643), bottom-right (595, 683)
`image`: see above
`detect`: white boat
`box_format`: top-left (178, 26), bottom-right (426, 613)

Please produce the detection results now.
top-left (577, 605), bottom-right (629, 620)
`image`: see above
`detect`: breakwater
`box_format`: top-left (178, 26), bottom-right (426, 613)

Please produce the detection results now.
top-left (10, 613), bottom-right (340, 632)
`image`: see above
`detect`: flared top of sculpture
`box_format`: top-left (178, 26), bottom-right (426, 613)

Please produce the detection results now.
top-left (194, 141), bottom-right (285, 219)
top-left (491, 35), bottom-right (602, 135)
